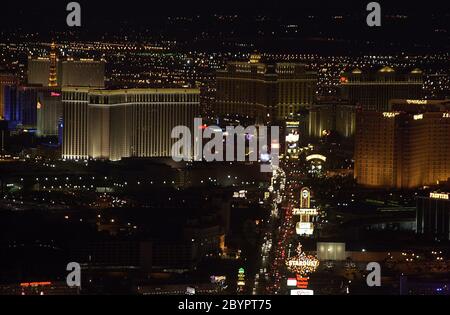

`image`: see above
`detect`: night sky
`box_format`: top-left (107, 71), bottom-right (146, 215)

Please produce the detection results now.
top-left (2, 0), bottom-right (449, 30)
top-left (0, 0), bottom-right (449, 54)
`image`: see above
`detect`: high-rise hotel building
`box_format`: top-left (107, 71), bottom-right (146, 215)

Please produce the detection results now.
top-left (26, 44), bottom-right (105, 135)
top-left (355, 100), bottom-right (450, 188)
top-left (28, 57), bottom-right (105, 88)
top-left (62, 88), bottom-right (200, 161)
top-left (340, 67), bottom-right (423, 112)
top-left (37, 88), bottom-right (62, 137)
top-left (417, 192), bottom-right (450, 241)
top-left (308, 98), bottom-right (356, 138)
top-left (215, 54), bottom-right (317, 123)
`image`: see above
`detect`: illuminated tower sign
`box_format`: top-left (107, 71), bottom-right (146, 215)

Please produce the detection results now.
top-left (286, 243), bottom-right (319, 275)
top-left (285, 121), bottom-right (300, 159)
top-left (295, 187), bottom-right (317, 235)
top-left (48, 42), bottom-right (58, 87)
top-left (237, 267), bottom-right (245, 292)
top-left (300, 187), bottom-right (310, 208)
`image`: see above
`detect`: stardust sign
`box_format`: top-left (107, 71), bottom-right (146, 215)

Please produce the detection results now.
top-left (286, 257), bottom-right (319, 269)
top-left (286, 244), bottom-right (320, 275)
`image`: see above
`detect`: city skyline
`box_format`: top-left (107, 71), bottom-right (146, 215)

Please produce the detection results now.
top-left (0, 0), bottom-right (450, 303)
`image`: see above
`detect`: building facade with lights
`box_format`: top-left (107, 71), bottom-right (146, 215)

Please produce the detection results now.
top-left (60, 59), bottom-right (105, 88)
top-left (37, 88), bottom-right (62, 136)
top-left (28, 57), bottom-right (105, 88)
top-left (340, 67), bottom-right (423, 112)
top-left (416, 192), bottom-right (450, 241)
top-left (62, 88), bottom-right (200, 161)
top-left (308, 98), bottom-right (356, 138)
top-left (355, 103), bottom-right (450, 188)
top-left (215, 54), bottom-right (317, 123)
top-left (27, 57), bottom-right (56, 86)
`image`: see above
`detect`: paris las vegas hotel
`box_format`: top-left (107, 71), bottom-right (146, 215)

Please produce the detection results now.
top-left (25, 44), bottom-right (199, 161)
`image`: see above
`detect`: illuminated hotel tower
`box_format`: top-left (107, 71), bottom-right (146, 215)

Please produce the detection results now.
top-left (215, 54), bottom-right (317, 123)
top-left (62, 87), bottom-right (89, 159)
top-left (340, 67), bottom-right (423, 112)
top-left (48, 42), bottom-right (58, 87)
top-left (62, 88), bottom-right (200, 161)
top-left (355, 100), bottom-right (450, 188)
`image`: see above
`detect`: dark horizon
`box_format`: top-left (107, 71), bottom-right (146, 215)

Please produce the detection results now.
top-left (1, 0), bottom-right (449, 54)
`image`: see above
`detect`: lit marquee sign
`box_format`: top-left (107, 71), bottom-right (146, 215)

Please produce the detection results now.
top-left (286, 244), bottom-right (319, 275)
top-left (296, 275), bottom-right (309, 289)
top-left (383, 112), bottom-right (400, 118)
top-left (292, 208), bottom-right (318, 215)
top-left (233, 190), bottom-right (247, 198)
top-left (237, 267), bottom-right (245, 286)
top-left (406, 99), bottom-right (427, 105)
top-left (290, 289), bottom-right (314, 295)
top-left (287, 278), bottom-right (297, 286)
top-left (429, 192), bottom-right (449, 200)
top-left (20, 282), bottom-right (52, 287)
top-left (296, 222), bottom-right (314, 235)
top-left (287, 276), bottom-right (310, 288)
top-left (285, 121), bottom-right (300, 158)
top-left (286, 121), bottom-right (300, 127)
top-left (286, 132), bottom-right (300, 143)
top-left (305, 154), bottom-right (326, 162)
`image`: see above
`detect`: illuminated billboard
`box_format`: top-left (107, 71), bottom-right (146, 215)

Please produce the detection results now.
top-left (286, 243), bottom-right (319, 275)
top-left (305, 154), bottom-right (326, 162)
top-left (290, 289), bottom-right (314, 295)
top-left (296, 222), bottom-right (314, 235)
top-left (292, 208), bottom-right (318, 215)
top-left (287, 278), bottom-right (297, 286)
top-left (285, 120), bottom-right (300, 158)
top-left (429, 192), bottom-right (449, 200)
top-left (286, 132), bottom-right (300, 144)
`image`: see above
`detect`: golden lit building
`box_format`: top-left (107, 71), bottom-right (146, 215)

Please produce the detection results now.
top-left (308, 98), bottom-right (356, 138)
top-left (355, 101), bottom-right (450, 188)
top-left (28, 56), bottom-right (105, 88)
top-left (60, 59), bottom-right (105, 88)
top-left (62, 88), bottom-right (200, 161)
top-left (215, 54), bottom-right (317, 123)
top-left (62, 87), bottom-right (90, 160)
top-left (340, 67), bottom-right (423, 112)
top-left (27, 57), bottom-right (54, 86)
